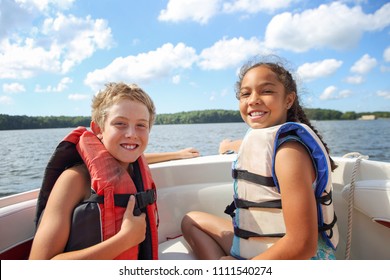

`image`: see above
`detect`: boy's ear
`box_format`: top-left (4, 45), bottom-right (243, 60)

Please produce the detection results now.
top-left (90, 121), bottom-right (103, 140)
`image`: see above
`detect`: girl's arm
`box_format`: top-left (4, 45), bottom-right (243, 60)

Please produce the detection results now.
top-left (218, 139), bottom-right (242, 154)
top-left (252, 141), bottom-right (318, 260)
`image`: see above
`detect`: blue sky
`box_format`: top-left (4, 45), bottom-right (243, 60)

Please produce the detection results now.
top-left (1, 0), bottom-right (389, 116)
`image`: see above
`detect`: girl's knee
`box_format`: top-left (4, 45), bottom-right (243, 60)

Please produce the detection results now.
top-left (181, 211), bottom-right (203, 234)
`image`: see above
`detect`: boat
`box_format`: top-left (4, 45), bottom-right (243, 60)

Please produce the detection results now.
top-left (1, 153), bottom-right (389, 260)
top-left (358, 115), bottom-right (377, 120)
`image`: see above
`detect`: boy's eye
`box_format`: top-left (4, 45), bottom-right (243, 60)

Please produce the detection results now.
top-left (137, 123), bottom-right (149, 129)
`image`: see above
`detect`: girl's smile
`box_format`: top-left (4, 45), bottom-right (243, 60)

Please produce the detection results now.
top-left (239, 66), bottom-right (295, 129)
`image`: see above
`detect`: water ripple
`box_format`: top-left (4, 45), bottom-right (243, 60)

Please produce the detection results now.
top-left (1, 120), bottom-right (389, 197)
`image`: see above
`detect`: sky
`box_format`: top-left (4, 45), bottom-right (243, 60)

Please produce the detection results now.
top-left (0, 0), bottom-right (390, 117)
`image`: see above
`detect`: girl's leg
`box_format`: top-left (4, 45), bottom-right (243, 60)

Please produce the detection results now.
top-left (181, 211), bottom-right (233, 260)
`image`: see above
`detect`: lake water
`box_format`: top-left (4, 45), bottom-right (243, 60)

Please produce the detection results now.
top-left (0, 120), bottom-right (389, 197)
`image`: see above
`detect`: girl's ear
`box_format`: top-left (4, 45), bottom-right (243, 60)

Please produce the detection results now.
top-left (91, 121), bottom-right (103, 140)
top-left (286, 92), bottom-right (297, 109)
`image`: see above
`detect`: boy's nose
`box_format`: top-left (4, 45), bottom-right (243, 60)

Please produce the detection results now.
top-left (125, 126), bottom-right (137, 138)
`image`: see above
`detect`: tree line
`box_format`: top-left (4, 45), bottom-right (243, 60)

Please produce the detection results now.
top-left (1, 109), bottom-right (389, 130)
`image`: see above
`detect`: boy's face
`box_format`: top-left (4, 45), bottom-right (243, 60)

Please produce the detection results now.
top-left (95, 99), bottom-right (150, 168)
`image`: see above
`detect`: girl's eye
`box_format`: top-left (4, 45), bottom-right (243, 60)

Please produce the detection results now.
top-left (239, 91), bottom-right (250, 98)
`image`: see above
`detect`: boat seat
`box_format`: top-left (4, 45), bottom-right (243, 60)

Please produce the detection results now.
top-left (158, 236), bottom-right (196, 260)
top-left (342, 180), bottom-right (390, 222)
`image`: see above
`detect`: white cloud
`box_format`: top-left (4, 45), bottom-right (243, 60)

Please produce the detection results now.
top-left (0, 0), bottom-right (33, 39)
top-left (339, 89), bottom-right (352, 98)
top-left (383, 46), bottom-right (390, 62)
top-left (350, 54), bottom-right (377, 74)
top-left (0, 0), bottom-right (75, 39)
top-left (42, 13), bottom-right (113, 73)
top-left (198, 37), bottom-right (265, 70)
top-left (0, 38), bottom-right (62, 79)
top-left (35, 77), bottom-right (73, 92)
top-left (220, 88), bottom-right (229, 97)
top-left (0, 13), bottom-right (113, 79)
top-left (172, 75), bottom-right (181, 84)
top-left (84, 43), bottom-right (197, 91)
top-left (158, 0), bottom-right (221, 24)
top-left (15, 0), bottom-right (75, 12)
top-left (0, 95), bottom-right (13, 105)
top-left (345, 75), bottom-right (364, 84)
top-left (223, 0), bottom-right (293, 14)
top-left (68, 93), bottom-right (89, 101)
top-left (377, 90), bottom-right (390, 99)
top-left (265, 2), bottom-right (390, 52)
top-left (56, 77), bottom-right (73, 91)
top-left (320, 86), bottom-right (351, 100)
top-left (158, 0), bottom-right (293, 24)
top-left (320, 86), bottom-right (337, 100)
top-left (381, 65), bottom-right (390, 72)
top-left (297, 59), bottom-right (343, 82)
top-left (2, 82), bottom-right (26, 93)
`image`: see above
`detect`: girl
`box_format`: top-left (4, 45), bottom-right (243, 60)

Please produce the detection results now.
top-left (181, 57), bottom-right (338, 260)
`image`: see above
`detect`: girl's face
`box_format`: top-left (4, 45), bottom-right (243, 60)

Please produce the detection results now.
top-left (238, 66), bottom-right (295, 129)
top-left (93, 99), bottom-right (150, 169)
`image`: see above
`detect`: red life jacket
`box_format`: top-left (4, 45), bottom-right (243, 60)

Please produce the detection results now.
top-left (35, 127), bottom-right (159, 259)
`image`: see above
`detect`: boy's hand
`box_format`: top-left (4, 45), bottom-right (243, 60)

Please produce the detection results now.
top-left (120, 195), bottom-right (146, 246)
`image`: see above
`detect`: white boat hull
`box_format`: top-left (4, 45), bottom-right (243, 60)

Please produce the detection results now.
top-left (1, 154), bottom-right (389, 260)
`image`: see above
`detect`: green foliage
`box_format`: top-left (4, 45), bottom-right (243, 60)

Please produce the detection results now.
top-left (341, 111), bottom-right (357, 120)
top-left (304, 108), bottom-right (343, 120)
top-left (155, 110), bottom-right (242, 125)
top-left (1, 109), bottom-right (389, 130)
top-left (0, 114), bottom-right (91, 130)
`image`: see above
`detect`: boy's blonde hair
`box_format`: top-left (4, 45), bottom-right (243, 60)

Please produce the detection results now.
top-left (91, 82), bottom-right (156, 130)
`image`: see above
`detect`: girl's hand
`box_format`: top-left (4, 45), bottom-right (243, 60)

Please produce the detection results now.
top-left (220, 255), bottom-right (236, 260)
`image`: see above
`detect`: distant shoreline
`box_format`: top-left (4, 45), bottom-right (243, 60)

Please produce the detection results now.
top-left (1, 109), bottom-right (389, 130)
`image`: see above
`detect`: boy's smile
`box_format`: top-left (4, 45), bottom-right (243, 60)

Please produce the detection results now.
top-left (93, 99), bottom-right (150, 169)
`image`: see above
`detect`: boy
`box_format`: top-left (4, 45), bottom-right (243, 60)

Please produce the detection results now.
top-left (29, 82), bottom-right (158, 259)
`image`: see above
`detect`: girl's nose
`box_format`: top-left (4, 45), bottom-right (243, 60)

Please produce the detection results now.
top-left (247, 92), bottom-right (262, 105)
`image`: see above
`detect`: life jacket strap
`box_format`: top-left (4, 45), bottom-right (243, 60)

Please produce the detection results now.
top-left (319, 212), bottom-right (338, 233)
top-left (224, 198), bottom-right (282, 218)
top-left (234, 226), bottom-right (285, 239)
top-left (224, 201), bottom-right (236, 218)
top-left (85, 189), bottom-right (156, 216)
top-left (235, 198), bottom-right (282, 209)
top-left (317, 190), bottom-right (332, 205)
top-left (232, 169), bottom-right (275, 187)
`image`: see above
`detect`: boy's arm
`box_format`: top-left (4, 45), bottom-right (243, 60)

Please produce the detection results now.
top-left (29, 166), bottom-right (146, 260)
top-left (29, 167), bottom-right (89, 259)
top-left (145, 147), bottom-right (200, 164)
top-left (51, 196), bottom-right (146, 260)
